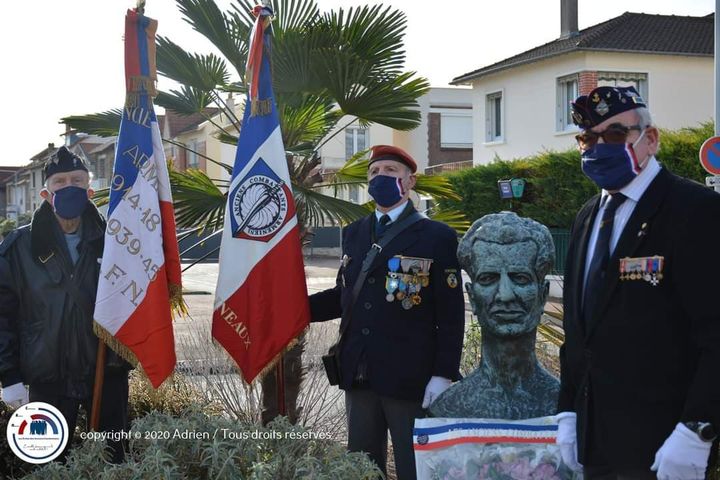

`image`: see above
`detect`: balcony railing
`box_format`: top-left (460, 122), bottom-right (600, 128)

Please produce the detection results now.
top-left (424, 160), bottom-right (473, 175)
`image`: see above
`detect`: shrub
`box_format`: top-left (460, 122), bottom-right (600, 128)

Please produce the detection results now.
top-left (21, 410), bottom-right (381, 480)
top-left (445, 121), bottom-right (716, 229)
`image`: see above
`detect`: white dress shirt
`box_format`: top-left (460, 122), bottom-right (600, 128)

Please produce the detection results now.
top-left (374, 200), bottom-right (409, 224)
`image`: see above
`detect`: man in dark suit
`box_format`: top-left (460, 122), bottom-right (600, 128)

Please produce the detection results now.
top-left (557, 86), bottom-right (720, 479)
top-left (310, 145), bottom-right (465, 480)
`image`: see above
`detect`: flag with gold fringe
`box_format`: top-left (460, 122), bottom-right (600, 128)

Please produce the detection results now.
top-left (93, 6), bottom-right (181, 388)
top-left (212, 3), bottom-right (310, 383)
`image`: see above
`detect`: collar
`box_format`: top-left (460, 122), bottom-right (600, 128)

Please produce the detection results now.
top-left (601, 155), bottom-right (661, 203)
top-left (31, 200), bottom-right (105, 261)
top-left (375, 200), bottom-right (409, 223)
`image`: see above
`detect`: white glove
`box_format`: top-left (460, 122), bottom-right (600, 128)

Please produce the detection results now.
top-left (555, 411), bottom-right (583, 473)
top-left (421, 376), bottom-right (451, 408)
top-left (651, 423), bottom-right (712, 480)
top-left (2, 383), bottom-right (29, 409)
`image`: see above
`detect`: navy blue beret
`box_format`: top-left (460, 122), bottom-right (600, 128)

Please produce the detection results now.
top-left (571, 86), bottom-right (646, 129)
top-left (44, 146), bottom-right (89, 180)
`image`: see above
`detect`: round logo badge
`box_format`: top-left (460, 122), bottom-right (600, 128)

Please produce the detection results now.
top-left (232, 175), bottom-right (288, 240)
top-left (6, 402), bottom-right (69, 464)
top-left (416, 433), bottom-right (429, 445)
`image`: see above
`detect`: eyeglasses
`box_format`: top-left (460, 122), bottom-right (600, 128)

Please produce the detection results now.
top-left (575, 123), bottom-right (644, 151)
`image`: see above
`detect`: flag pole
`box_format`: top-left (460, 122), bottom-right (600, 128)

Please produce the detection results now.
top-left (276, 356), bottom-right (286, 416)
top-left (90, 342), bottom-right (107, 430)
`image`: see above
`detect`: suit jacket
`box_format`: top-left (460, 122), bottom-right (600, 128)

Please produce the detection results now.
top-left (309, 206), bottom-right (465, 401)
top-left (559, 168), bottom-right (720, 469)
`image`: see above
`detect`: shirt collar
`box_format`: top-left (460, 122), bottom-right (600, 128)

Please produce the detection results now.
top-left (601, 155), bottom-right (661, 203)
top-left (375, 200), bottom-right (408, 223)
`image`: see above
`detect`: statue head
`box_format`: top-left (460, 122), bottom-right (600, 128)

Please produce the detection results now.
top-left (458, 212), bottom-right (555, 338)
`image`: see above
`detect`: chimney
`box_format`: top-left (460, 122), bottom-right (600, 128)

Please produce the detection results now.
top-left (560, 0), bottom-right (578, 39)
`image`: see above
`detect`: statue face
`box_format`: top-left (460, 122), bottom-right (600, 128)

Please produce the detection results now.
top-left (466, 240), bottom-right (548, 337)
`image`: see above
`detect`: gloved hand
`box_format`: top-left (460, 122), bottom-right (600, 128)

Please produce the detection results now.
top-left (555, 411), bottom-right (583, 473)
top-left (2, 383), bottom-right (29, 409)
top-left (421, 376), bottom-right (451, 408)
top-left (651, 423), bottom-right (712, 480)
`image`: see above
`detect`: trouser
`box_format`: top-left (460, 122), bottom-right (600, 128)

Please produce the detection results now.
top-left (29, 370), bottom-right (129, 464)
top-left (345, 387), bottom-right (425, 480)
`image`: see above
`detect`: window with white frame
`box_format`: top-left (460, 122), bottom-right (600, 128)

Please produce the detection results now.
top-left (485, 92), bottom-right (503, 142)
top-left (345, 127), bottom-right (368, 159)
top-left (557, 74), bottom-right (579, 132)
top-left (186, 140), bottom-right (199, 168)
top-left (597, 72), bottom-right (648, 103)
top-left (440, 112), bottom-right (472, 148)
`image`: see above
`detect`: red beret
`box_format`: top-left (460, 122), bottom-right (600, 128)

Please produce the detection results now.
top-left (368, 145), bottom-right (417, 173)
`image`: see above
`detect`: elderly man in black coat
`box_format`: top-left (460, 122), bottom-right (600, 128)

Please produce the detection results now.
top-left (310, 145), bottom-right (465, 480)
top-left (558, 86), bottom-right (720, 480)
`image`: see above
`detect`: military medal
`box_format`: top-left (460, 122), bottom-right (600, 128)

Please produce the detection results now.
top-left (620, 256), bottom-right (664, 286)
top-left (401, 297), bottom-right (413, 310)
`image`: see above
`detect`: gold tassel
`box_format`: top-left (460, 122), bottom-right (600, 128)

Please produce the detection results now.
top-left (250, 98), bottom-right (273, 117)
top-left (93, 322), bottom-right (139, 368)
top-left (169, 283), bottom-right (188, 318)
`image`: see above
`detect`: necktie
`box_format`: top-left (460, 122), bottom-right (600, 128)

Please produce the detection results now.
top-left (582, 192), bottom-right (627, 326)
top-left (376, 214), bottom-right (391, 238)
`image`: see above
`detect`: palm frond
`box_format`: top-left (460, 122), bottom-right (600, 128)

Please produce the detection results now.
top-left (61, 110), bottom-right (122, 137)
top-left (216, 131), bottom-right (240, 146)
top-left (414, 174), bottom-right (462, 201)
top-left (317, 151), bottom-right (369, 188)
top-left (425, 208), bottom-right (471, 233)
top-left (293, 184), bottom-right (371, 228)
top-left (155, 87), bottom-right (212, 116)
top-left (92, 187), bottom-right (110, 207)
top-left (316, 46), bottom-right (429, 130)
top-left (175, 0), bottom-right (249, 79)
top-left (156, 36), bottom-right (230, 90)
top-left (322, 4), bottom-right (407, 76)
top-left (279, 95), bottom-right (340, 151)
top-left (170, 168), bottom-right (227, 230)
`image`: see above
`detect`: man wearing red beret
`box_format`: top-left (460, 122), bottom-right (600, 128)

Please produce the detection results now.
top-left (309, 145), bottom-right (465, 479)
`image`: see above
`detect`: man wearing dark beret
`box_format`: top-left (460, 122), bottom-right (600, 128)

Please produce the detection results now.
top-left (557, 86), bottom-right (720, 479)
top-left (0, 146), bottom-right (130, 462)
top-left (309, 145), bottom-right (465, 479)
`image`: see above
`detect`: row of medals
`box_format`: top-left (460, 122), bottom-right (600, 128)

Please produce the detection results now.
top-left (384, 256), bottom-right (433, 310)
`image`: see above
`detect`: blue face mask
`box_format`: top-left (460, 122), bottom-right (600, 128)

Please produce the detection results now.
top-left (51, 186), bottom-right (89, 220)
top-left (581, 130), bottom-right (646, 190)
top-left (368, 175), bottom-right (405, 208)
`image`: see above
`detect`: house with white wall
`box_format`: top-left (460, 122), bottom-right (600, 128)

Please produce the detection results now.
top-left (453, 1), bottom-right (713, 166)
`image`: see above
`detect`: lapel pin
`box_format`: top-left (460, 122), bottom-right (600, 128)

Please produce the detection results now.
top-left (637, 222), bottom-right (648, 237)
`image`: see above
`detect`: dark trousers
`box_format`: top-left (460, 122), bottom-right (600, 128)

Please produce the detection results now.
top-left (345, 387), bottom-right (425, 480)
top-left (29, 370), bottom-right (129, 463)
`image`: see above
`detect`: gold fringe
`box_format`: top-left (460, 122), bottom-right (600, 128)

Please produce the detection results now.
top-left (93, 322), bottom-right (139, 368)
top-left (250, 98), bottom-right (273, 117)
top-left (212, 325), bottom-right (310, 386)
top-left (129, 75), bottom-right (158, 96)
top-left (254, 325), bottom-right (308, 383)
top-left (169, 283), bottom-right (188, 319)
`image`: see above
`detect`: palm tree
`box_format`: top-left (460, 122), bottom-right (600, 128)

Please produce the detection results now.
top-left (62, 0), bottom-right (468, 425)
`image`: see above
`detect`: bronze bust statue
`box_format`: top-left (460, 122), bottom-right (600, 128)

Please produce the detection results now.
top-left (430, 212), bottom-right (560, 419)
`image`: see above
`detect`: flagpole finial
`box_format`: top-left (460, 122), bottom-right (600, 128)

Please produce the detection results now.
top-left (136, 0), bottom-right (146, 16)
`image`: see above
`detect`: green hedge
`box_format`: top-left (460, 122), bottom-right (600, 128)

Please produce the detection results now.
top-left (445, 122), bottom-right (714, 229)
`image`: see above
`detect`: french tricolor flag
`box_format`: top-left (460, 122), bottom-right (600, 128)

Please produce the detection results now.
top-left (93, 9), bottom-right (180, 388)
top-left (212, 5), bottom-right (309, 383)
